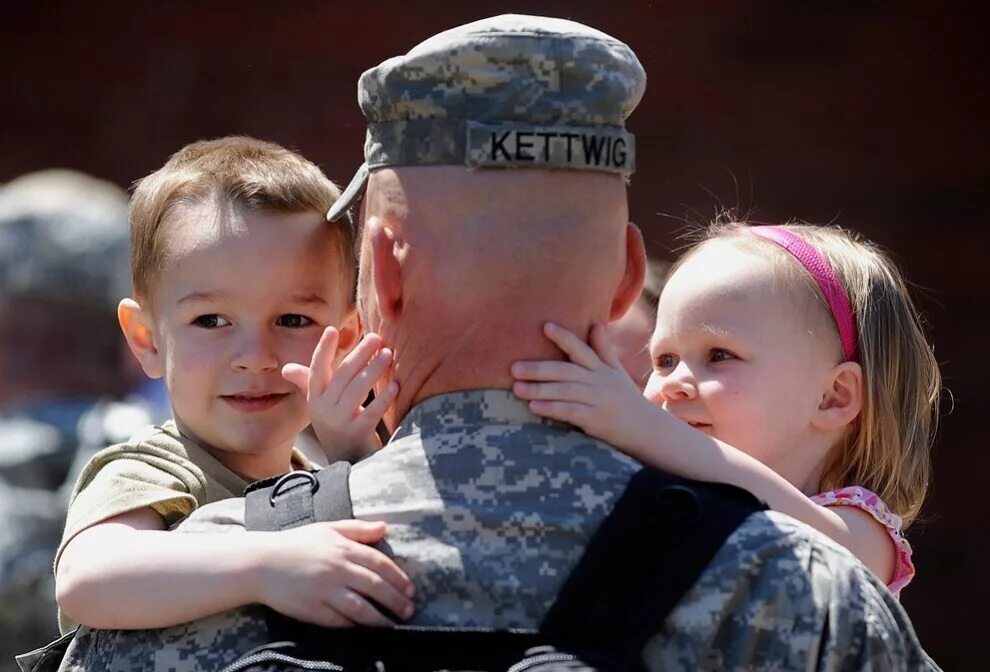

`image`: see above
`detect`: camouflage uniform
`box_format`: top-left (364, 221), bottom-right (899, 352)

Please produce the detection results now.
top-left (53, 15), bottom-right (935, 671)
top-left (326, 14), bottom-right (645, 223)
top-left (0, 169), bottom-right (147, 669)
top-left (55, 391), bottom-right (934, 671)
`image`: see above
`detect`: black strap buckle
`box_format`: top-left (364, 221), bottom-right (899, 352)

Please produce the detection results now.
top-left (269, 470), bottom-right (320, 507)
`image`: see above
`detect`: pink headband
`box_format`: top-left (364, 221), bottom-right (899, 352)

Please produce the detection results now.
top-left (748, 226), bottom-right (859, 361)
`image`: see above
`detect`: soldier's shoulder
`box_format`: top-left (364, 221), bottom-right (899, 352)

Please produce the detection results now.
top-left (716, 509), bottom-right (873, 576)
top-left (649, 510), bottom-right (934, 670)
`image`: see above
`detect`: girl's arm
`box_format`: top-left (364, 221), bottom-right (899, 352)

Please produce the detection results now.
top-left (56, 507), bottom-right (415, 630)
top-left (511, 322), bottom-right (895, 585)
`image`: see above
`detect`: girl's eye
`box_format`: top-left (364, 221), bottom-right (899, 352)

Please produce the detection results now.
top-left (192, 314), bottom-right (230, 329)
top-left (277, 314), bottom-right (314, 328)
top-left (710, 348), bottom-right (735, 363)
top-left (656, 353), bottom-right (677, 369)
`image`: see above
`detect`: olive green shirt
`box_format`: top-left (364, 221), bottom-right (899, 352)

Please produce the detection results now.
top-left (56, 420), bottom-right (312, 633)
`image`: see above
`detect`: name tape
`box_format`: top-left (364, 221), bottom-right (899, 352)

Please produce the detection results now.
top-left (466, 123), bottom-right (635, 174)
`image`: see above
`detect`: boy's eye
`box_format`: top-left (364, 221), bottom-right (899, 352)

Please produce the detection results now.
top-left (710, 348), bottom-right (735, 363)
top-left (277, 314), bottom-right (314, 328)
top-left (656, 353), bottom-right (677, 369)
top-left (192, 314), bottom-right (230, 329)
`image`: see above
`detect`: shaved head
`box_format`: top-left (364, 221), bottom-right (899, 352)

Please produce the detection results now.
top-left (359, 167), bottom-right (629, 330)
top-left (356, 166), bottom-right (644, 427)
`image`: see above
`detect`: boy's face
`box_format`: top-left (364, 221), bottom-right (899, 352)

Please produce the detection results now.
top-left (138, 203), bottom-right (353, 477)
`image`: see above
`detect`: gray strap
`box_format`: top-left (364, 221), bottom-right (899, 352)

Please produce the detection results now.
top-left (245, 462), bottom-right (353, 532)
top-left (272, 472), bottom-right (318, 530)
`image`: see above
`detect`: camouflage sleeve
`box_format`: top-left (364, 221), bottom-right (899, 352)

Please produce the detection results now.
top-left (57, 608), bottom-right (269, 672)
top-left (643, 510), bottom-right (939, 671)
top-left (56, 499), bottom-right (266, 672)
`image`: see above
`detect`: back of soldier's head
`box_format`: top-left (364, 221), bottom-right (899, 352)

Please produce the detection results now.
top-left (0, 169), bottom-right (131, 405)
top-left (334, 14), bottom-right (647, 327)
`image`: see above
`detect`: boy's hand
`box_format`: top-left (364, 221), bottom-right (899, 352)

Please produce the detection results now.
top-left (283, 328), bottom-right (398, 462)
top-left (511, 321), bottom-right (655, 451)
top-left (255, 519), bottom-right (415, 628)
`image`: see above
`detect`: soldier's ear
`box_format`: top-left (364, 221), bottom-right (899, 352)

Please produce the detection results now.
top-left (118, 298), bottom-right (164, 379)
top-left (367, 216), bottom-right (403, 322)
top-left (609, 222), bottom-right (647, 322)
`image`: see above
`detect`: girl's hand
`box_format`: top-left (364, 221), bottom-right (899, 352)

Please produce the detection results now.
top-left (255, 520), bottom-right (415, 627)
top-left (511, 321), bottom-right (656, 452)
top-left (283, 328), bottom-right (398, 463)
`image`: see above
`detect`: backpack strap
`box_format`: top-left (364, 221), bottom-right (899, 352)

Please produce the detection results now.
top-left (244, 462), bottom-right (352, 532)
top-left (239, 463), bottom-right (764, 670)
top-left (540, 466), bottom-right (766, 660)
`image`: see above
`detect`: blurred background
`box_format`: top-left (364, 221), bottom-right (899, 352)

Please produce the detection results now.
top-left (0, 1), bottom-right (984, 668)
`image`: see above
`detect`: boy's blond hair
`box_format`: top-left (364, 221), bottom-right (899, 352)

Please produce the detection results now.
top-left (129, 136), bottom-right (352, 301)
top-left (675, 220), bottom-right (940, 527)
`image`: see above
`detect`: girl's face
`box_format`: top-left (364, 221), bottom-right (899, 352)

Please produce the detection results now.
top-left (644, 240), bottom-right (842, 490)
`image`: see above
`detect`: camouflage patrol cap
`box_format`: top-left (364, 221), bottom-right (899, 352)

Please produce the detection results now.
top-left (327, 14), bottom-right (647, 222)
top-left (0, 169), bottom-right (130, 309)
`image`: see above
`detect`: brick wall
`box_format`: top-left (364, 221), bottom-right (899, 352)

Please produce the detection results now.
top-left (2, 2), bottom-right (983, 665)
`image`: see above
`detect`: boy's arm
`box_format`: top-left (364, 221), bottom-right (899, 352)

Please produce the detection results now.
top-left (511, 322), bottom-right (895, 584)
top-left (56, 507), bottom-right (415, 630)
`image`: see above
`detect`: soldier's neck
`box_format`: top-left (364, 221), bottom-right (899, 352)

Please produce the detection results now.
top-left (383, 316), bottom-right (595, 431)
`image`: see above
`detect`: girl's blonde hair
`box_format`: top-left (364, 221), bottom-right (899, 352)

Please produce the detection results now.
top-left (674, 219), bottom-right (940, 527)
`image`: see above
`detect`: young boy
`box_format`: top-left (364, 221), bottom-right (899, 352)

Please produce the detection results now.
top-left (54, 137), bottom-right (414, 633)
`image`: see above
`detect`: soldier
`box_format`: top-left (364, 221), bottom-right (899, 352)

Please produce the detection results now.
top-left (0, 170), bottom-right (152, 667)
top-left (52, 14), bottom-right (935, 671)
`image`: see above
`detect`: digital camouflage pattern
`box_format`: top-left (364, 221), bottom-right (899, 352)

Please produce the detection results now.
top-left (55, 608), bottom-right (268, 672)
top-left (327, 14), bottom-right (646, 221)
top-left (644, 502), bottom-right (934, 670)
top-left (54, 391), bottom-right (936, 671)
top-left (348, 389), bottom-right (643, 627)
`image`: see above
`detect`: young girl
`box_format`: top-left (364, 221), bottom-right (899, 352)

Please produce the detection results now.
top-left (510, 221), bottom-right (940, 594)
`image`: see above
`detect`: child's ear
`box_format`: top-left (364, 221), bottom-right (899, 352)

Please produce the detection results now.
top-left (813, 361), bottom-right (863, 431)
top-left (118, 298), bottom-right (164, 379)
top-left (334, 306), bottom-right (361, 357)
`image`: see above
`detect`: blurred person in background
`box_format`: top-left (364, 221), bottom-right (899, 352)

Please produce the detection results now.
top-left (606, 257), bottom-right (668, 389)
top-left (0, 170), bottom-right (162, 664)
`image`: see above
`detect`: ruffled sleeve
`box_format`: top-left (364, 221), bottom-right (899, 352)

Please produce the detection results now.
top-left (810, 485), bottom-right (915, 594)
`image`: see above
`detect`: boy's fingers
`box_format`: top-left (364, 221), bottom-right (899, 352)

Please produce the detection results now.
top-left (281, 363), bottom-right (311, 394)
top-left (327, 333), bottom-right (383, 402)
top-left (356, 381), bottom-right (398, 432)
top-left (327, 588), bottom-right (396, 627)
top-left (302, 605), bottom-right (355, 629)
top-left (512, 381), bottom-right (592, 405)
top-left (544, 322), bottom-right (602, 370)
top-left (325, 520), bottom-right (388, 544)
top-left (343, 565), bottom-right (414, 621)
top-left (337, 348), bottom-right (392, 414)
top-left (344, 541), bottom-right (415, 599)
top-left (590, 323), bottom-right (625, 370)
top-left (309, 327), bottom-right (341, 397)
top-left (511, 360), bottom-right (588, 383)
